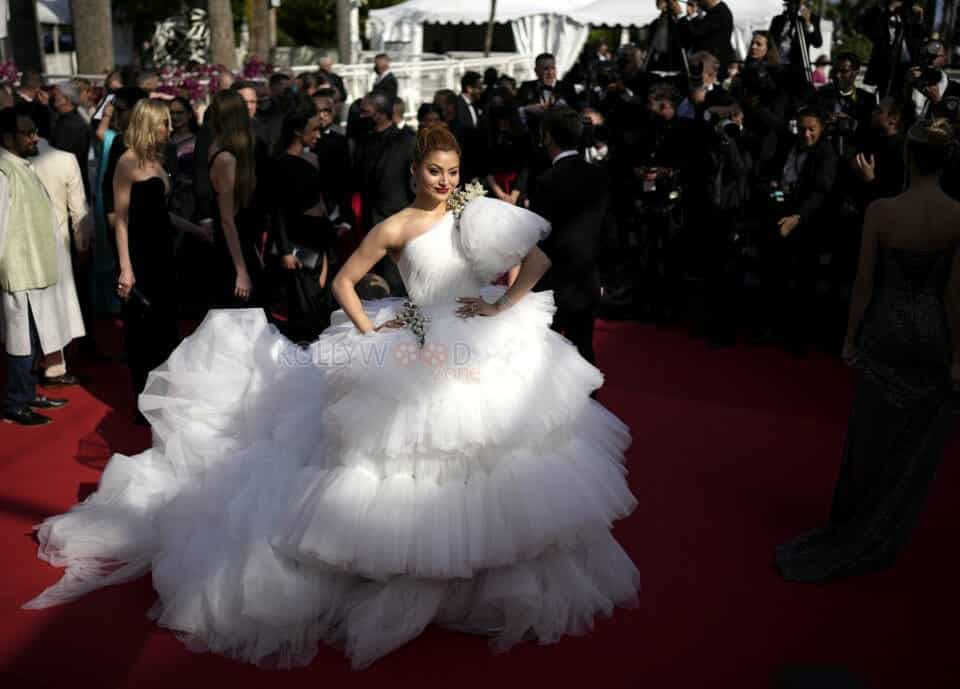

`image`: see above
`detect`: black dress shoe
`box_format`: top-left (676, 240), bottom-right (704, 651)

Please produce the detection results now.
top-left (29, 396), bottom-right (69, 410)
top-left (2, 407), bottom-right (53, 425)
top-left (41, 373), bottom-right (82, 387)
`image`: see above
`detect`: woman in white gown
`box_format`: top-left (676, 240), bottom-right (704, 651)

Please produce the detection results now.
top-left (25, 125), bottom-right (640, 669)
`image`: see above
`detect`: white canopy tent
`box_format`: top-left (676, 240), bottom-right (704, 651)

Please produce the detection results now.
top-left (569, 0), bottom-right (831, 66)
top-left (367, 0), bottom-right (596, 76)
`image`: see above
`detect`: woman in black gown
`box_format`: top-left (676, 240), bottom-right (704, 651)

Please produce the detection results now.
top-left (482, 88), bottom-right (532, 207)
top-left (776, 118), bottom-right (960, 581)
top-left (113, 100), bottom-right (180, 420)
top-left (206, 90), bottom-right (262, 307)
top-left (268, 95), bottom-right (336, 339)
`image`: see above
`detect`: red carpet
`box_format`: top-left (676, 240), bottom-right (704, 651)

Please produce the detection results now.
top-left (1, 318), bottom-right (957, 688)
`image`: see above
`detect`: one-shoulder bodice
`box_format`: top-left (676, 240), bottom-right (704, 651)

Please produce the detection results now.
top-left (391, 198), bottom-right (552, 307)
top-left (393, 212), bottom-right (486, 306)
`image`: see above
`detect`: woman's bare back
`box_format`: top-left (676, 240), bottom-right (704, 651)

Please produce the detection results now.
top-left (873, 185), bottom-right (960, 253)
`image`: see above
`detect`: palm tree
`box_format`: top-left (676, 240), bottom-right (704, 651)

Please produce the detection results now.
top-left (337, 0), bottom-right (352, 64)
top-left (250, 0), bottom-right (271, 62)
top-left (208, 0), bottom-right (237, 69)
top-left (484, 0), bottom-right (497, 57)
top-left (71, 0), bottom-right (114, 73)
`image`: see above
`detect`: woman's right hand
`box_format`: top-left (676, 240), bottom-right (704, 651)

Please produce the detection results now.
top-left (117, 268), bottom-right (135, 301)
top-left (235, 270), bottom-right (252, 302)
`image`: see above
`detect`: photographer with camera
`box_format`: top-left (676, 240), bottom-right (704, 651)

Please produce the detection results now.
top-left (626, 83), bottom-right (693, 320)
top-left (769, 2), bottom-right (822, 74)
top-left (732, 54), bottom-right (792, 182)
top-left (815, 53), bottom-right (878, 162)
top-left (703, 104), bottom-right (756, 347)
top-left (906, 39), bottom-right (960, 120)
top-left (858, 0), bottom-right (929, 99)
top-left (678, 52), bottom-right (730, 121)
top-left (815, 54), bottom-right (877, 133)
top-left (761, 106), bottom-right (838, 355)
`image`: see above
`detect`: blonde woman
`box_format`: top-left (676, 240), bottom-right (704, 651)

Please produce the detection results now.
top-left (112, 99), bottom-right (185, 417)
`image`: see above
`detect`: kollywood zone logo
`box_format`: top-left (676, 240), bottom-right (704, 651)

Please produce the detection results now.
top-left (280, 341), bottom-right (480, 380)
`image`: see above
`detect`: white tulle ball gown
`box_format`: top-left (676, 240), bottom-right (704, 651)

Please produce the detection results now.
top-left (25, 197), bottom-right (640, 669)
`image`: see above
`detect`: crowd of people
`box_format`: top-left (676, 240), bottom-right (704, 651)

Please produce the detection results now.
top-left (2, 0), bottom-right (960, 429)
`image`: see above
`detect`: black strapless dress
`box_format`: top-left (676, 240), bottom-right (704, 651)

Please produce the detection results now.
top-left (123, 177), bottom-right (179, 400)
top-left (776, 245), bottom-right (957, 581)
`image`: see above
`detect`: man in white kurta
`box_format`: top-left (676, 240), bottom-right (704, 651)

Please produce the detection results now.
top-left (33, 138), bottom-right (90, 383)
top-left (0, 105), bottom-right (71, 425)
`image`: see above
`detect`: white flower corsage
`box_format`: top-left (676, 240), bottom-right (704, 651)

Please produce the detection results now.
top-left (447, 180), bottom-right (486, 224)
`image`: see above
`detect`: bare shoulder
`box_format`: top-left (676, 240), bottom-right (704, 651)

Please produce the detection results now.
top-left (370, 211), bottom-right (413, 250)
top-left (115, 150), bottom-right (138, 178)
top-left (210, 149), bottom-right (236, 171)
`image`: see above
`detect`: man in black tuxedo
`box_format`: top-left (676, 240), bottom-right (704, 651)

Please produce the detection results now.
top-left (372, 54), bottom-right (399, 101)
top-left (769, 1), bottom-right (823, 68)
top-left (517, 54), bottom-right (579, 130)
top-left (50, 80), bottom-right (91, 199)
top-left (456, 71), bottom-right (484, 131)
top-left (529, 107), bottom-right (610, 365)
top-left (354, 92), bottom-right (415, 294)
top-left (670, 0), bottom-right (736, 71)
top-left (453, 72), bottom-right (487, 184)
top-left (858, 0), bottom-right (929, 99)
top-left (313, 92), bottom-right (355, 233)
top-left (518, 54), bottom-right (580, 179)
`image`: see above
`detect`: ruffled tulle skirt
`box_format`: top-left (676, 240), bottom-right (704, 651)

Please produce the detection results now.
top-left (25, 287), bottom-right (640, 669)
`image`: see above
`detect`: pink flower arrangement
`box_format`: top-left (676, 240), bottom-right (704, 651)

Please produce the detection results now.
top-left (0, 61), bottom-right (19, 87)
top-left (156, 63), bottom-right (236, 105)
top-left (242, 55), bottom-right (275, 79)
top-left (153, 58), bottom-right (278, 106)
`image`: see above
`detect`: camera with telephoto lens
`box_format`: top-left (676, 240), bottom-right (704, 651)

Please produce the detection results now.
top-left (715, 118), bottom-right (742, 141)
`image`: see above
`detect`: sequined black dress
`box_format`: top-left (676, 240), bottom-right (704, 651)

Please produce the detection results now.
top-left (776, 246), bottom-right (956, 581)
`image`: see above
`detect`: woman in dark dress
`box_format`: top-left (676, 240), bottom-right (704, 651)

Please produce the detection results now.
top-left (268, 97), bottom-right (336, 338)
top-left (482, 88), bottom-right (532, 207)
top-left (113, 100), bottom-right (180, 420)
top-left (776, 118), bottom-right (960, 581)
top-left (207, 90), bottom-right (261, 307)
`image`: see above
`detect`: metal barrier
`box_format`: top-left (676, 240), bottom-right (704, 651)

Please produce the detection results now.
top-left (43, 52), bottom-right (535, 114)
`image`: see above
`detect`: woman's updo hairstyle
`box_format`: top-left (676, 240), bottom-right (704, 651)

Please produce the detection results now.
top-left (907, 117), bottom-right (957, 175)
top-left (414, 123), bottom-right (461, 166)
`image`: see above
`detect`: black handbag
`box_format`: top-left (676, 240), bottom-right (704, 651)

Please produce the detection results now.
top-left (275, 268), bottom-right (331, 343)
